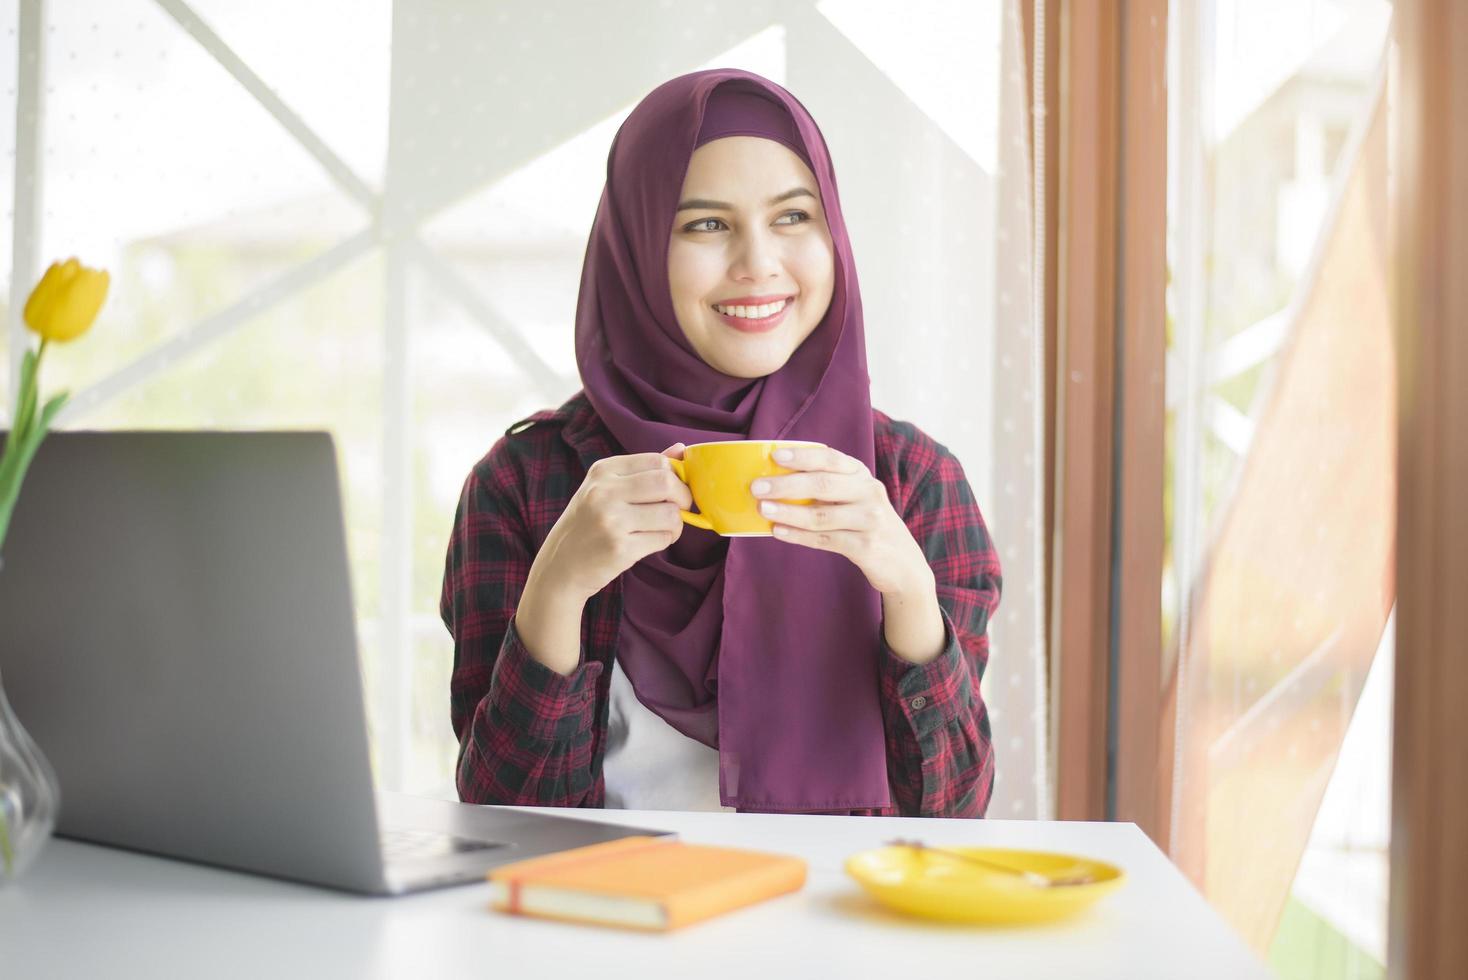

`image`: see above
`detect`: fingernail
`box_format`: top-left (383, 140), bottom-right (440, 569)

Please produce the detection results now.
top-left (773, 449), bottom-right (793, 462)
top-left (751, 480), bottom-right (771, 495)
top-left (760, 501), bottom-right (778, 516)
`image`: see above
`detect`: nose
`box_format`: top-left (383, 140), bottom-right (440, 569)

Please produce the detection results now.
top-left (728, 227), bottom-right (782, 282)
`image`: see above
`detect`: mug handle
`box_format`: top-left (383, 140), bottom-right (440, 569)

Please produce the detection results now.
top-left (667, 457), bottom-right (715, 531)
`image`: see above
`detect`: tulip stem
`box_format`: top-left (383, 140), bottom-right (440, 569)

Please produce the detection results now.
top-left (22, 340), bottom-right (46, 439)
top-left (0, 337), bottom-right (62, 557)
top-left (0, 804), bottom-right (11, 876)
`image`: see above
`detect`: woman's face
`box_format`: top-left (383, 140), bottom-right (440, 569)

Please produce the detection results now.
top-left (667, 136), bottom-right (836, 379)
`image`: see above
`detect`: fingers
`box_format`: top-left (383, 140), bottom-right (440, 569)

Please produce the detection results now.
top-left (750, 447), bottom-right (874, 503)
top-left (767, 523), bottom-right (855, 553)
top-left (623, 500), bottom-right (685, 535)
top-left (760, 498), bottom-right (882, 533)
top-left (753, 470), bottom-right (876, 504)
top-left (594, 451), bottom-right (680, 477)
top-left (767, 444), bottom-right (849, 471)
top-left (620, 460), bottom-right (694, 509)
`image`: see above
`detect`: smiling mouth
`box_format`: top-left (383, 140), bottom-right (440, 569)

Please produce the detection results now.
top-left (711, 296), bottom-right (794, 333)
top-left (711, 296), bottom-right (793, 318)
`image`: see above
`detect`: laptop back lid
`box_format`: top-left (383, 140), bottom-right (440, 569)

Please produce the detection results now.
top-left (0, 431), bottom-right (386, 892)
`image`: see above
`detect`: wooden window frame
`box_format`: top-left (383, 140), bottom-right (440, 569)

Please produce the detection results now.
top-left (1029, 0), bottom-right (1169, 839)
top-left (1388, 2), bottom-right (1468, 977)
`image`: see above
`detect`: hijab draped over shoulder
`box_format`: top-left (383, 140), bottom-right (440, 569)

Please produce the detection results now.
top-left (575, 69), bottom-right (887, 812)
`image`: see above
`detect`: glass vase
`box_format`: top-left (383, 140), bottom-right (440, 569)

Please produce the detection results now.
top-left (0, 665), bottom-right (60, 883)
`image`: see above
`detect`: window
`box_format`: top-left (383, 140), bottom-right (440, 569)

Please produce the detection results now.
top-left (3, 0), bottom-right (1048, 820)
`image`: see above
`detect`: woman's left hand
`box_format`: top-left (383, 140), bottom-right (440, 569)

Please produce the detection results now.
top-left (751, 444), bottom-right (932, 597)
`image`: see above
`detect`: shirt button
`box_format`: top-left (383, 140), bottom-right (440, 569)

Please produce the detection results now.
top-left (909, 696), bottom-right (927, 710)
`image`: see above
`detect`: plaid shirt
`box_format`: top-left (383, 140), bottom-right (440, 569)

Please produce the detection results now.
top-left (441, 391), bottom-right (1001, 817)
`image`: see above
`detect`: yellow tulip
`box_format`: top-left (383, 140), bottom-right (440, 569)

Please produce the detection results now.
top-left (22, 257), bottom-right (109, 343)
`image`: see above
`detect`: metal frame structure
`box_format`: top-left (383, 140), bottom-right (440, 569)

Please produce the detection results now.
top-left (4, 0), bottom-right (566, 788)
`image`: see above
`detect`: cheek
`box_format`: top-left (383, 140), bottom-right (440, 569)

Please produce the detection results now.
top-left (667, 243), bottom-right (721, 311)
top-left (790, 236), bottom-right (836, 301)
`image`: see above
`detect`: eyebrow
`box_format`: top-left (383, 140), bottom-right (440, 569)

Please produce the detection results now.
top-left (675, 187), bottom-right (817, 212)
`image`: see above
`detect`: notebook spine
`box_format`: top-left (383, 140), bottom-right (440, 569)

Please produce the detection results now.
top-left (494, 836), bottom-right (674, 914)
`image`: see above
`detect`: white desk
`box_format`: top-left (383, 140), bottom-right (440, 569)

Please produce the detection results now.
top-left (0, 806), bottom-right (1271, 979)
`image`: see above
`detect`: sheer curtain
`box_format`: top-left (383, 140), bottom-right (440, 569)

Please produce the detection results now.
top-left (2, 0), bottom-right (1048, 816)
top-left (1164, 0), bottom-right (1394, 958)
top-left (798, 0), bottom-right (1048, 818)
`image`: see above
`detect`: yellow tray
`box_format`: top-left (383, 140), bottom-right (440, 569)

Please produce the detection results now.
top-left (845, 845), bottom-right (1126, 925)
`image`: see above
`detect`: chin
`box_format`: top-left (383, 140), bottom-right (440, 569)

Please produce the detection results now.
top-left (708, 362), bottom-right (770, 380)
top-left (711, 350), bottom-right (793, 380)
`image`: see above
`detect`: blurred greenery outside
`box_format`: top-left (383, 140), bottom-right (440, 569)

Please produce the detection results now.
top-left (1270, 896), bottom-right (1385, 980)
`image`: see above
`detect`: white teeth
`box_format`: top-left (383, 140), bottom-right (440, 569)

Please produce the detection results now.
top-left (715, 299), bottom-right (788, 319)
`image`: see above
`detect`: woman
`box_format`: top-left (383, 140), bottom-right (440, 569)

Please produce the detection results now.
top-left (440, 68), bottom-right (1000, 817)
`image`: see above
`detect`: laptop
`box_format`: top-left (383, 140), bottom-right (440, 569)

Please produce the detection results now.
top-left (0, 430), bottom-right (672, 895)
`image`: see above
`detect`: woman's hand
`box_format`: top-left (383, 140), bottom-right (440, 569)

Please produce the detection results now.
top-left (753, 444), bottom-right (947, 664)
top-left (751, 445), bottom-right (931, 598)
top-left (529, 444), bottom-right (693, 605)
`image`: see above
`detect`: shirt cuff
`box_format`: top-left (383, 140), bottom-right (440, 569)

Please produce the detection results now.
top-left (488, 615), bottom-right (604, 743)
top-left (878, 603), bottom-right (975, 740)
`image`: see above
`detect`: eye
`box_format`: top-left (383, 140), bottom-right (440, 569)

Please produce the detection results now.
top-left (775, 210), bottom-right (810, 225)
top-left (683, 217), bottom-right (727, 233)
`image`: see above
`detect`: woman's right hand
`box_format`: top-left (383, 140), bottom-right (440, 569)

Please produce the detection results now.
top-left (527, 443), bottom-right (693, 605)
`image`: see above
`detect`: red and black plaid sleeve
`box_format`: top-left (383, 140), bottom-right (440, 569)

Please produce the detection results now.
top-left (872, 425), bottom-right (1001, 818)
top-left (440, 431), bottom-right (605, 806)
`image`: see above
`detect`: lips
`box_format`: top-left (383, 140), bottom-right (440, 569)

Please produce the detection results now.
top-left (713, 293), bottom-right (792, 307)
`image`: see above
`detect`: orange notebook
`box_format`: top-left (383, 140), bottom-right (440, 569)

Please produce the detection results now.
top-left (486, 836), bottom-right (808, 931)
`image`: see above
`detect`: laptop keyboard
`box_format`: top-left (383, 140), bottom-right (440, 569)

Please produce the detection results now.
top-left (381, 827), bottom-right (506, 862)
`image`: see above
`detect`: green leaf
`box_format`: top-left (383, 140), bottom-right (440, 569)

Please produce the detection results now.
top-left (0, 492), bottom-right (16, 558)
top-left (0, 808), bottom-right (12, 876)
top-left (1, 347), bottom-right (40, 485)
top-left (0, 436), bottom-right (22, 516)
top-left (0, 391), bottom-right (68, 557)
top-left (33, 390), bottom-right (67, 440)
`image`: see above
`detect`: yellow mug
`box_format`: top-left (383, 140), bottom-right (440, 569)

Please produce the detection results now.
top-left (667, 440), bottom-right (822, 536)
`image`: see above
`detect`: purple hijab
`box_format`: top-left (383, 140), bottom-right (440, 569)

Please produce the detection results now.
top-left (575, 69), bottom-right (888, 812)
